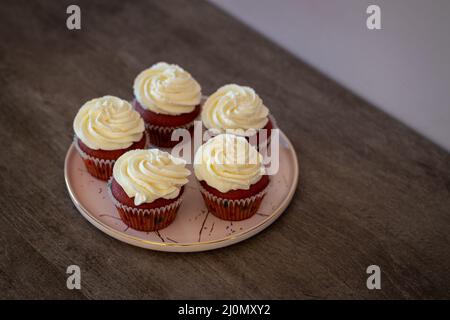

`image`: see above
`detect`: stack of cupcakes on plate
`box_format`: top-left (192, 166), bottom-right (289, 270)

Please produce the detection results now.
top-left (72, 63), bottom-right (274, 230)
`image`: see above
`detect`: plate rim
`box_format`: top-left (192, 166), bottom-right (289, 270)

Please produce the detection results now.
top-left (64, 131), bottom-right (299, 252)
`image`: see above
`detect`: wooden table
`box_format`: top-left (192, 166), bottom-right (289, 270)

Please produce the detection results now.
top-left (0, 0), bottom-right (449, 299)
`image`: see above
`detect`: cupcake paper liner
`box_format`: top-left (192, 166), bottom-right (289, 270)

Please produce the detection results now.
top-left (74, 133), bottom-right (149, 181)
top-left (146, 121), bottom-right (194, 148)
top-left (74, 136), bottom-right (115, 181)
top-left (199, 184), bottom-right (268, 221)
top-left (107, 179), bottom-right (183, 231)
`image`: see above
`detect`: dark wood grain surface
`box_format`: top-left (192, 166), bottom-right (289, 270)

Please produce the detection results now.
top-left (0, 0), bottom-right (449, 299)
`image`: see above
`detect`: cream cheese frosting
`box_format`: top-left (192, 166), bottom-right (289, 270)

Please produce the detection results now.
top-left (194, 134), bottom-right (265, 193)
top-left (113, 149), bottom-right (190, 205)
top-left (201, 84), bottom-right (269, 136)
top-left (73, 96), bottom-right (145, 151)
top-left (133, 62), bottom-right (202, 116)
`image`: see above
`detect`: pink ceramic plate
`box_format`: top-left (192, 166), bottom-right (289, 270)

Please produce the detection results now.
top-left (64, 131), bottom-right (298, 252)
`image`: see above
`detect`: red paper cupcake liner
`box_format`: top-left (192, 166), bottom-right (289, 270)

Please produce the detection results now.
top-left (107, 179), bottom-right (182, 231)
top-left (74, 134), bottom-right (149, 181)
top-left (199, 184), bottom-right (268, 221)
top-left (146, 121), bottom-right (195, 148)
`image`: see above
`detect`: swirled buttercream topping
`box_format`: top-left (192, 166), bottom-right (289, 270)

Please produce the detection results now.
top-left (73, 96), bottom-right (145, 151)
top-left (194, 134), bottom-right (265, 193)
top-left (201, 84), bottom-right (269, 136)
top-left (113, 149), bottom-right (190, 205)
top-left (133, 62), bottom-right (202, 115)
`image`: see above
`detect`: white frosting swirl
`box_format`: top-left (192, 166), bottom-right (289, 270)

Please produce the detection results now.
top-left (113, 149), bottom-right (190, 205)
top-left (194, 134), bottom-right (265, 193)
top-left (133, 62), bottom-right (202, 115)
top-left (201, 84), bottom-right (269, 136)
top-left (73, 96), bottom-right (145, 150)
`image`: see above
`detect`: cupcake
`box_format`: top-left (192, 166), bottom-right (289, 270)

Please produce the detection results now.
top-left (201, 84), bottom-right (273, 147)
top-left (73, 96), bottom-right (146, 181)
top-left (194, 134), bottom-right (269, 221)
top-left (108, 149), bottom-right (190, 231)
top-left (133, 62), bottom-right (202, 148)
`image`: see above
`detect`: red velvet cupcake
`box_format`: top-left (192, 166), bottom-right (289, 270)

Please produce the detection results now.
top-left (73, 96), bottom-right (146, 181)
top-left (201, 84), bottom-right (273, 149)
top-left (133, 62), bottom-right (202, 148)
top-left (194, 134), bottom-right (269, 221)
top-left (108, 149), bottom-right (190, 231)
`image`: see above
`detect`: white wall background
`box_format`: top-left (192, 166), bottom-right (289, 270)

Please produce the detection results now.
top-left (210, 0), bottom-right (450, 151)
